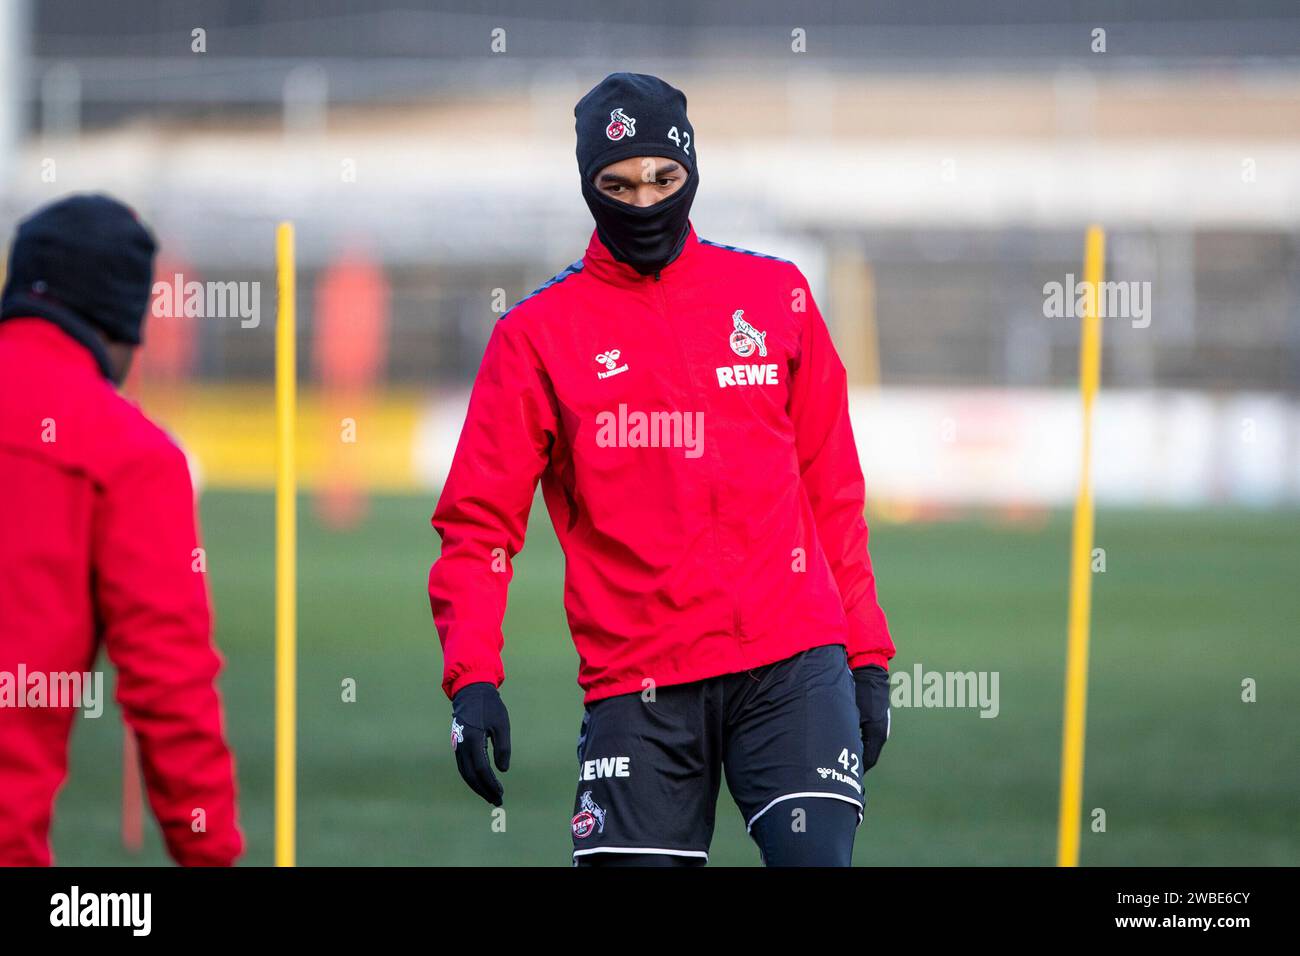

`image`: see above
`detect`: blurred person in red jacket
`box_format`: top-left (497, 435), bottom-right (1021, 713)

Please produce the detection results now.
top-left (0, 194), bottom-right (242, 866)
top-left (430, 75), bottom-right (894, 866)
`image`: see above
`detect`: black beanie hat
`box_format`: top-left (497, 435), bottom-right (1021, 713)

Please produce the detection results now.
top-left (574, 72), bottom-right (695, 182)
top-left (1, 193), bottom-right (158, 350)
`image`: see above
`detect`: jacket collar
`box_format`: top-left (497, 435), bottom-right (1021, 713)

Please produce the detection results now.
top-left (0, 314), bottom-right (110, 379)
top-left (581, 221), bottom-right (700, 289)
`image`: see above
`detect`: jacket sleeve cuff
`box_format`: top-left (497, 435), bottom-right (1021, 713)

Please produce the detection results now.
top-left (847, 650), bottom-right (891, 671)
top-left (844, 604), bottom-right (894, 672)
top-left (167, 833), bottom-right (242, 867)
top-left (444, 666), bottom-right (504, 700)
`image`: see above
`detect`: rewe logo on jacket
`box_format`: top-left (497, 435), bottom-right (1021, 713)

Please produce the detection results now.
top-left (717, 309), bottom-right (779, 388)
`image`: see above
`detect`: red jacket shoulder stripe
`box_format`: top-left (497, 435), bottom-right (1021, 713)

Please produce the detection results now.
top-left (697, 237), bottom-right (791, 264)
top-left (502, 259), bottom-right (585, 320)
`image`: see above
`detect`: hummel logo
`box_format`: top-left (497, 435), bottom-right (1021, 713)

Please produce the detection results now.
top-left (595, 349), bottom-right (629, 379)
top-left (816, 767), bottom-right (863, 794)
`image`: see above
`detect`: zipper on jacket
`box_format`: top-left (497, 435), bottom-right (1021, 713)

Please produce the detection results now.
top-left (649, 276), bottom-right (745, 646)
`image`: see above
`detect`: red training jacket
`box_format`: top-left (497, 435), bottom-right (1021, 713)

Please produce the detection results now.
top-left (0, 318), bottom-right (242, 866)
top-left (429, 224), bottom-right (893, 703)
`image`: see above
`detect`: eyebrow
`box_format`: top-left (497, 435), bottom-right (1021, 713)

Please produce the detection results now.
top-left (598, 162), bottom-right (683, 186)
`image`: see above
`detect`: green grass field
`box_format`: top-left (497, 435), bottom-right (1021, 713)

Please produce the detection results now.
top-left (49, 492), bottom-right (1300, 866)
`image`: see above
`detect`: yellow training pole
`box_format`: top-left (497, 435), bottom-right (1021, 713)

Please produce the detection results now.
top-left (1056, 225), bottom-right (1105, 867)
top-left (275, 222), bottom-right (297, 867)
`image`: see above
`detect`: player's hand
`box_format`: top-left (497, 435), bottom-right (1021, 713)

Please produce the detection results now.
top-left (450, 682), bottom-right (511, 806)
top-left (852, 665), bottom-right (891, 772)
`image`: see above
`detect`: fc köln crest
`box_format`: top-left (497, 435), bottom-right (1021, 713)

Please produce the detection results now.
top-left (605, 108), bottom-right (636, 141)
top-left (729, 309), bottom-right (768, 358)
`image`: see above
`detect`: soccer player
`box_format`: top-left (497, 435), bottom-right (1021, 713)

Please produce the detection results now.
top-left (429, 74), bottom-right (894, 866)
top-left (0, 194), bottom-right (242, 866)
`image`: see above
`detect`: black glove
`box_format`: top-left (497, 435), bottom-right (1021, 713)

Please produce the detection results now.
top-left (450, 682), bottom-right (511, 806)
top-left (852, 665), bottom-right (891, 773)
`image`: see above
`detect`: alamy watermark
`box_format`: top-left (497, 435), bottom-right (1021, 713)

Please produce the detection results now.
top-left (50, 886), bottom-right (151, 936)
top-left (1043, 274), bottom-right (1151, 329)
top-left (0, 665), bottom-right (104, 717)
top-left (891, 663), bottom-right (1000, 718)
top-left (152, 274), bottom-right (261, 328)
top-left (595, 404), bottom-right (704, 459)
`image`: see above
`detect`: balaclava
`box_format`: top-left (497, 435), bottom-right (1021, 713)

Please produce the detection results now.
top-left (1, 193), bottom-right (157, 378)
top-left (575, 72), bottom-right (698, 276)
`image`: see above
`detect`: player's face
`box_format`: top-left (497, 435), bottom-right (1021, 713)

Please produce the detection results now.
top-left (593, 156), bottom-right (687, 207)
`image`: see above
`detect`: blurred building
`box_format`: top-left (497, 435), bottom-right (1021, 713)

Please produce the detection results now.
top-left (2, 1), bottom-right (1298, 505)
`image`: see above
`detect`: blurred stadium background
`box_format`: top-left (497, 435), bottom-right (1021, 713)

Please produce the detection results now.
top-left (2, 1), bottom-right (1296, 865)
